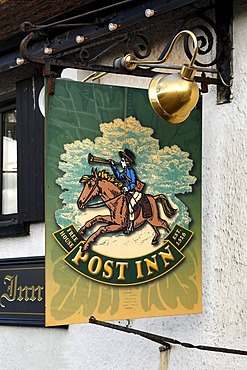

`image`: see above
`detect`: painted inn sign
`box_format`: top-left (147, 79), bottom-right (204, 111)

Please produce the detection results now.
top-left (45, 80), bottom-right (202, 326)
top-left (0, 256), bottom-right (45, 326)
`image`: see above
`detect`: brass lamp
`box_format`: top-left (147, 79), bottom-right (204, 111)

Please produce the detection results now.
top-left (121, 30), bottom-right (199, 124)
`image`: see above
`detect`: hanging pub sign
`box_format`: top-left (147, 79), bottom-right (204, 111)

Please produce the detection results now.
top-left (45, 79), bottom-right (202, 326)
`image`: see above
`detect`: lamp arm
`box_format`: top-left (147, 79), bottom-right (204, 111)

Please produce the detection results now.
top-left (122, 30), bottom-right (198, 70)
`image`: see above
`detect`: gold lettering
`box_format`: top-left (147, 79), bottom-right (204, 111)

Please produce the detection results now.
top-left (35, 286), bottom-right (44, 301)
top-left (135, 260), bottom-right (144, 279)
top-left (0, 275), bottom-right (18, 308)
top-left (72, 248), bottom-right (89, 266)
top-left (116, 262), bottom-right (128, 280)
top-left (158, 245), bottom-right (175, 267)
top-left (29, 286), bottom-right (44, 302)
top-left (0, 275), bottom-right (44, 308)
top-left (29, 286), bottom-right (36, 301)
top-left (17, 286), bottom-right (30, 301)
top-left (144, 255), bottom-right (159, 275)
top-left (88, 256), bottom-right (103, 275)
top-left (102, 260), bottom-right (114, 279)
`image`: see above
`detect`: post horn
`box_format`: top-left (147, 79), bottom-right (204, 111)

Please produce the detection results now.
top-left (88, 153), bottom-right (120, 165)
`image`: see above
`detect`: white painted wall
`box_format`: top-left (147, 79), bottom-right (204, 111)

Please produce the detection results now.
top-left (0, 2), bottom-right (246, 369)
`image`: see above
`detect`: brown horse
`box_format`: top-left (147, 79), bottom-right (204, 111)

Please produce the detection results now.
top-left (77, 169), bottom-right (177, 251)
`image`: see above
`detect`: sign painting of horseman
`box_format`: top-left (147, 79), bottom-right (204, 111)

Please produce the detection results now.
top-left (77, 149), bottom-right (177, 251)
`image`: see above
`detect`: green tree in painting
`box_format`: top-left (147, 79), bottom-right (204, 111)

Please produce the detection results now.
top-left (55, 117), bottom-right (196, 237)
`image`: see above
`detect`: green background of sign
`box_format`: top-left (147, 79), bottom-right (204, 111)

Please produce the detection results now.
top-left (45, 79), bottom-right (202, 325)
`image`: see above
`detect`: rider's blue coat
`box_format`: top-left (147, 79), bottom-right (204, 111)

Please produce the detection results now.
top-left (111, 164), bottom-right (137, 191)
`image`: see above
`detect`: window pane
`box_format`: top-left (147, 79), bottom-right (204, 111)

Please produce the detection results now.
top-left (2, 110), bottom-right (17, 214)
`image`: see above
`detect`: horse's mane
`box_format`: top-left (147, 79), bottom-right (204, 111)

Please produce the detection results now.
top-left (98, 170), bottom-right (123, 189)
top-left (80, 170), bottom-right (123, 189)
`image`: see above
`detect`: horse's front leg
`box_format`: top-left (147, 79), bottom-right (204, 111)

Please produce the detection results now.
top-left (82, 223), bottom-right (123, 251)
top-left (78, 215), bottom-right (112, 235)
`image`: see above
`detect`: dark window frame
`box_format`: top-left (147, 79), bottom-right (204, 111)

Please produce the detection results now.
top-left (0, 72), bottom-right (45, 237)
top-left (0, 100), bottom-right (28, 236)
top-left (0, 102), bottom-right (17, 220)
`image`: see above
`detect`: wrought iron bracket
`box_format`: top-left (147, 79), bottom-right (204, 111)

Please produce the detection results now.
top-left (19, 0), bottom-right (232, 102)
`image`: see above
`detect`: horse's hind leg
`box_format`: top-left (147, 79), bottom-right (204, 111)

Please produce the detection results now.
top-left (151, 226), bottom-right (160, 245)
top-left (147, 197), bottom-right (171, 234)
top-left (149, 218), bottom-right (171, 233)
top-left (134, 219), bottom-right (163, 245)
top-left (146, 205), bottom-right (170, 246)
top-left (147, 219), bottom-right (170, 245)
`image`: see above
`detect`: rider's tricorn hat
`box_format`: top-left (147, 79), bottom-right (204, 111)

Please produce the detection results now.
top-left (119, 148), bottom-right (136, 164)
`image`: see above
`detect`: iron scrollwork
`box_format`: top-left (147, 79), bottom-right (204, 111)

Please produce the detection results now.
top-left (125, 33), bottom-right (151, 60)
top-left (78, 32), bottom-right (151, 67)
top-left (183, 14), bottom-right (218, 67)
top-left (19, 0), bottom-right (232, 102)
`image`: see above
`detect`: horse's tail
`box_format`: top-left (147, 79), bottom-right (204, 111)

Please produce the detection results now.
top-left (154, 194), bottom-right (177, 218)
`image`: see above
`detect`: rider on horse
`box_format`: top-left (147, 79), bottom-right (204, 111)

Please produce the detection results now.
top-left (110, 148), bottom-right (144, 234)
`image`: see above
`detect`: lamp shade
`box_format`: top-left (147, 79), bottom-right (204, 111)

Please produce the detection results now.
top-left (148, 65), bottom-right (199, 124)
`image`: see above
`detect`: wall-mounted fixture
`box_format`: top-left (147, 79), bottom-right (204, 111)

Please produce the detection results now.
top-left (115, 30), bottom-right (199, 124)
top-left (17, 0), bottom-right (232, 118)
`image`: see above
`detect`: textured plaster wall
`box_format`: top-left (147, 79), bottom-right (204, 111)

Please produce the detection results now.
top-left (0, 2), bottom-right (246, 370)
